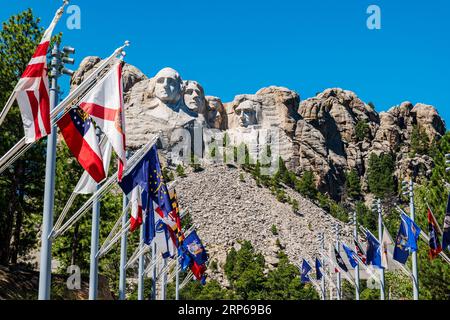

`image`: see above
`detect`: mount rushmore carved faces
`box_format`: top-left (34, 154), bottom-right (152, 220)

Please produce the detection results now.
top-left (154, 67), bottom-right (183, 107)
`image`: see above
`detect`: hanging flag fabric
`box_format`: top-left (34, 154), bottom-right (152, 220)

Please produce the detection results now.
top-left (333, 248), bottom-right (349, 272)
top-left (153, 210), bottom-right (173, 258)
top-left (366, 230), bottom-right (383, 269)
top-left (179, 246), bottom-right (192, 271)
top-left (14, 5), bottom-right (64, 143)
top-left (191, 261), bottom-right (207, 281)
top-left (381, 226), bottom-right (394, 269)
top-left (428, 207), bottom-right (442, 259)
top-left (342, 243), bottom-right (358, 268)
top-left (393, 217), bottom-right (410, 264)
top-left (58, 107), bottom-right (105, 183)
top-left (354, 239), bottom-right (367, 264)
top-left (182, 230), bottom-right (208, 266)
top-left (73, 140), bottom-right (112, 194)
top-left (300, 259), bottom-right (312, 283)
top-left (129, 186), bottom-right (143, 232)
top-left (148, 145), bottom-right (172, 217)
top-left (402, 213), bottom-right (421, 251)
top-left (315, 257), bottom-right (323, 281)
top-left (442, 193), bottom-right (450, 250)
top-left (118, 148), bottom-right (154, 242)
top-left (79, 62), bottom-right (126, 180)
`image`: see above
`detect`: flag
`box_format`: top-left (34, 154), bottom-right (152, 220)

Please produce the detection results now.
top-left (73, 140), bottom-right (112, 194)
top-left (354, 239), bottom-right (367, 264)
top-left (128, 186), bottom-right (143, 232)
top-left (182, 230), bottom-right (208, 266)
top-left (191, 261), bottom-right (207, 281)
top-left (381, 226), bottom-right (394, 269)
top-left (342, 243), bottom-right (358, 268)
top-left (118, 147), bottom-right (155, 241)
top-left (393, 217), bottom-right (410, 264)
top-left (315, 257), bottom-right (323, 281)
top-left (58, 107), bottom-right (105, 183)
top-left (153, 210), bottom-right (173, 258)
top-left (14, 5), bottom-right (64, 143)
top-left (428, 207), bottom-right (442, 259)
top-left (179, 246), bottom-right (192, 271)
top-left (393, 213), bottom-right (421, 264)
top-left (333, 248), bottom-right (349, 272)
top-left (442, 194), bottom-right (450, 250)
top-left (79, 62), bottom-right (126, 180)
top-left (366, 230), bottom-right (383, 269)
top-left (147, 145), bottom-right (172, 218)
top-left (300, 259), bottom-right (312, 283)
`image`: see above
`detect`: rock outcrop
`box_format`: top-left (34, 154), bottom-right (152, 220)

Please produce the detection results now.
top-left (71, 58), bottom-right (446, 201)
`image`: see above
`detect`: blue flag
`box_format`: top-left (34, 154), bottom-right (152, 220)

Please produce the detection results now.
top-left (442, 193), bottom-right (450, 250)
top-left (342, 243), bottom-right (358, 268)
top-left (178, 246), bottom-right (192, 271)
top-left (315, 257), bottom-right (323, 280)
top-left (119, 144), bottom-right (173, 245)
top-left (182, 230), bottom-right (208, 266)
top-left (393, 213), bottom-right (421, 264)
top-left (300, 259), bottom-right (312, 283)
top-left (366, 230), bottom-right (383, 269)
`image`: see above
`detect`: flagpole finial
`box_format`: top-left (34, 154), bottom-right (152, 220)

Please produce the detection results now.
top-left (63, 0), bottom-right (69, 5)
top-left (125, 40), bottom-right (131, 47)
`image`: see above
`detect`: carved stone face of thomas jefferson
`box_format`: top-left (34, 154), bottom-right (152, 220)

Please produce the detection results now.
top-left (183, 81), bottom-right (206, 114)
top-left (154, 67), bottom-right (183, 105)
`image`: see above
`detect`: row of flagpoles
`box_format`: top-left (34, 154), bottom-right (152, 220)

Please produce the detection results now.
top-left (299, 185), bottom-right (450, 300)
top-left (0, 1), bottom-right (209, 300)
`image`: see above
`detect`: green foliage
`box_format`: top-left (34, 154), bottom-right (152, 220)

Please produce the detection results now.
top-left (355, 201), bottom-right (377, 234)
top-left (0, 9), bottom-right (59, 265)
top-left (345, 170), bottom-right (361, 200)
top-left (291, 199), bottom-right (299, 212)
top-left (355, 120), bottom-right (370, 142)
top-left (367, 152), bottom-right (396, 198)
top-left (239, 172), bottom-right (245, 182)
top-left (176, 164), bottom-right (186, 178)
top-left (190, 153), bottom-right (203, 172)
top-left (271, 224), bottom-right (278, 236)
top-left (410, 125), bottom-right (431, 156)
top-left (295, 171), bottom-right (318, 200)
top-left (162, 167), bottom-right (174, 182)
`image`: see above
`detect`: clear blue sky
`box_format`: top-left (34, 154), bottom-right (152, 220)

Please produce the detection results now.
top-left (2, 0), bottom-right (449, 127)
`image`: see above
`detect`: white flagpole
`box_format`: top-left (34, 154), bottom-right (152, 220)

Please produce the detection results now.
top-left (151, 241), bottom-right (157, 300)
top-left (352, 211), bottom-right (360, 300)
top-left (161, 257), bottom-right (168, 300)
top-left (137, 224), bottom-right (145, 300)
top-left (88, 184), bottom-right (101, 300)
top-left (37, 42), bottom-right (60, 300)
top-left (175, 252), bottom-right (180, 300)
top-left (118, 194), bottom-right (128, 300)
top-left (377, 199), bottom-right (386, 300)
top-left (407, 180), bottom-right (419, 300)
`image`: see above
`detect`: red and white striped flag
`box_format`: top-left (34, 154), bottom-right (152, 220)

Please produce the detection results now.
top-left (14, 5), bottom-right (65, 143)
top-left (79, 62), bottom-right (127, 180)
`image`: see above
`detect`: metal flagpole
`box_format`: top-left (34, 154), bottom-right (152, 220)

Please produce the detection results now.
top-left (333, 223), bottom-right (341, 300)
top-left (317, 233), bottom-right (326, 300)
top-left (161, 257), bottom-right (167, 300)
top-left (175, 251), bottom-right (180, 300)
top-left (137, 225), bottom-right (145, 300)
top-left (118, 194), bottom-right (129, 300)
top-left (408, 180), bottom-right (419, 300)
top-left (151, 240), bottom-right (157, 300)
top-left (377, 199), bottom-right (385, 300)
top-left (352, 211), bottom-right (360, 300)
top-left (88, 184), bottom-right (101, 300)
top-left (38, 42), bottom-right (75, 300)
